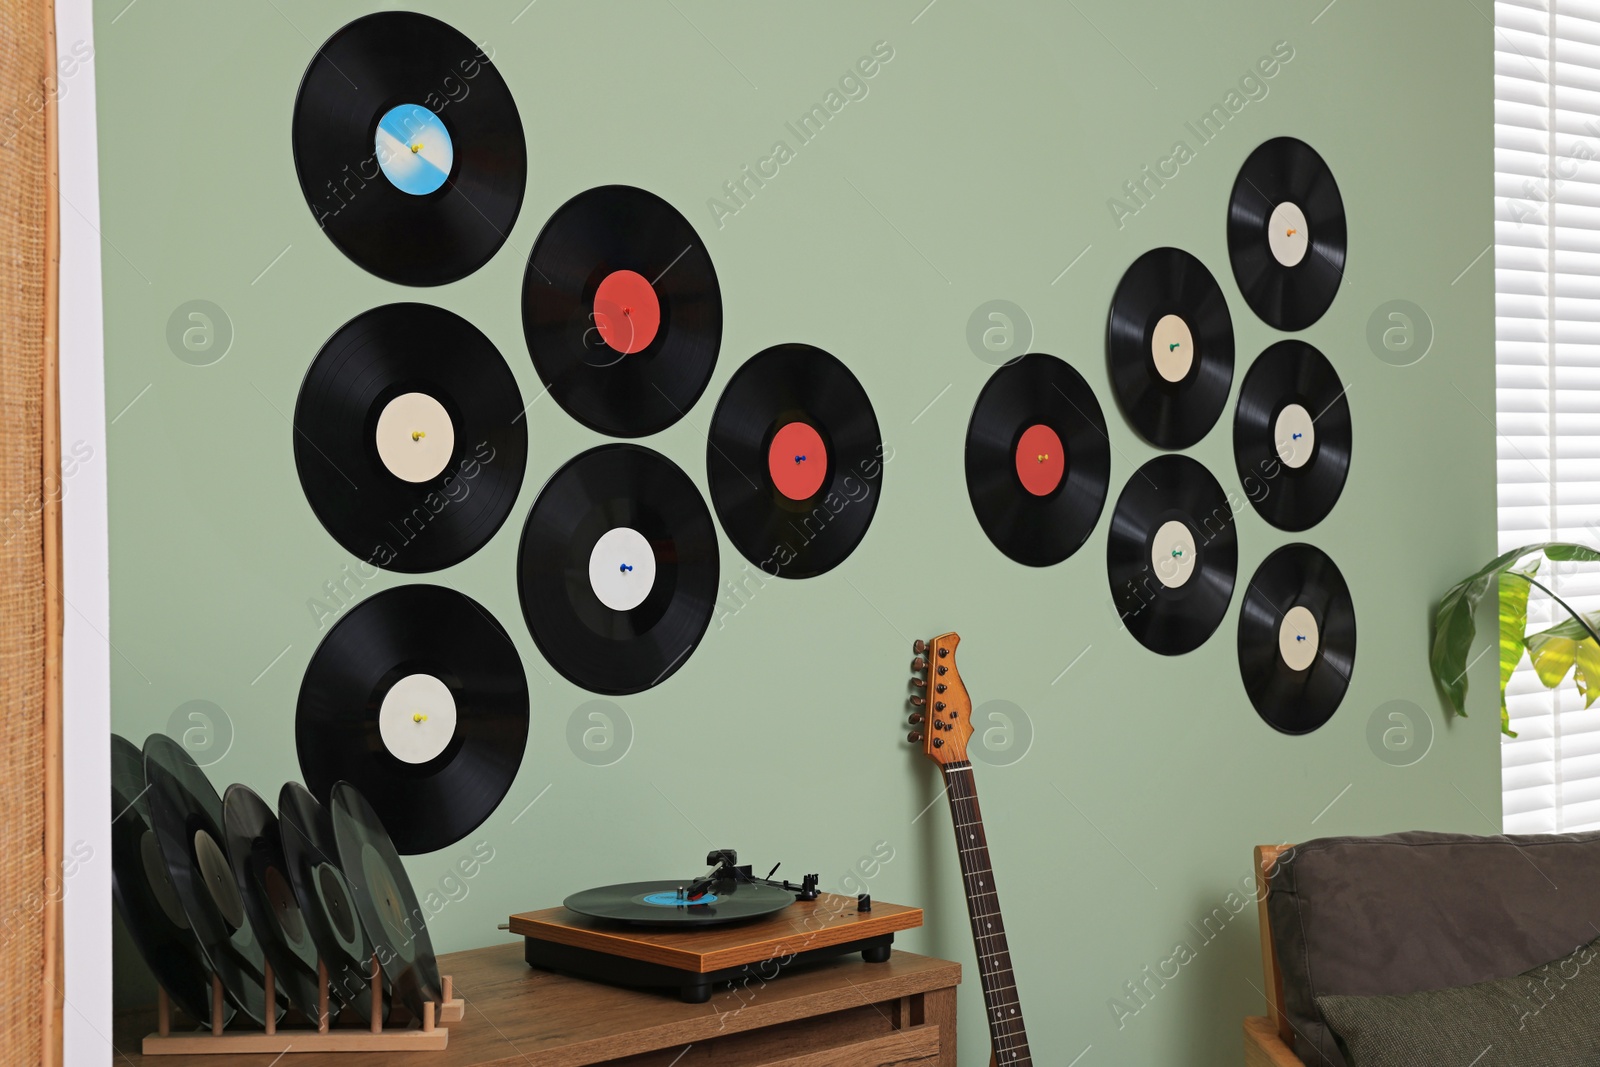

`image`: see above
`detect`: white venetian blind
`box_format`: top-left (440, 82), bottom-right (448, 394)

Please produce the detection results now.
top-left (1497, 0), bottom-right (1600, 833)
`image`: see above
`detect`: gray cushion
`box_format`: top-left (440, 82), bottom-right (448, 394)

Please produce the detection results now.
top-left (1267, 830), bottom-right (1600, 1067)
top-left (1316, 937), bottom-right (1600, 1066)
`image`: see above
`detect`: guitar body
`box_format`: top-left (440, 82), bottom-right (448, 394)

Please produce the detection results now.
top-left (907, 633), bottom-right (1032, 1065)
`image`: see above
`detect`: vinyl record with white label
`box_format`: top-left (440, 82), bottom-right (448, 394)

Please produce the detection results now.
top-left (1227, 137), bottom-right (1346, 331)
top-left (517, 444), bottom-right (719, 694)
top-left (293, 303), bottom-right (527, 573)
top-left (292, 11), bottom-right (526, 285)
top-left (1107, 247), bottom-right (1235, 449)
top-left (1233, 340), bottom-right (1351, 531)
top-left (1237, 544), bottom-right (1356, 734)
top-left (706, 343), bottom-right (883, 578)
top-left (1106, 455), bottom-right (1237, 655)
top-left (295, 584), bottom-right (529, 854)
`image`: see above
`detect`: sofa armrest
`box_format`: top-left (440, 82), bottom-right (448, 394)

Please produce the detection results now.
top-left (1245, 1016), bottom-right (1305, 1067)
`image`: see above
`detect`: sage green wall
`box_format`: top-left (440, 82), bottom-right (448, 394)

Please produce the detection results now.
top-left (95, 1), bottom-right (1497, 1063)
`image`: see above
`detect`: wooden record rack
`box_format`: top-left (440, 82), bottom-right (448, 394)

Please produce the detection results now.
top-left (140, 957), bottom-right (465, 1055)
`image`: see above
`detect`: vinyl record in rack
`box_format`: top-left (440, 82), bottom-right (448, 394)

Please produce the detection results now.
top-left (1233, 340), bottom-right (1351, 530)
top-left (1107, 248), bottom-right (1235, 449)
top-left (296, 584), bottom-right (529, 855)
top-left (292, 12), bottom-right (526, 285)
top-left (965, 353), bottom-right (1111, 566)
top-left (522, 185), bottom-right (721, 437)
top-left (1237, 544), bottom-right (1356, 734)
top-left (706, 344), bottom-right (883, 578)
top-left (1227, 137), bottom-right (1346, 331)
top-left (223, 784), bottom-right (327, 1019)
top-left (565, 880), bottom-right (795, 928)
top-left (518, 444), bottom-right (719, 694)
top-left (1106, 455), bottom-right (1237, 655)
top-left (293, 303), bottom-right (527, 574)
top-left (330, 782), bottom-right (444, 1019)
top-left (143, 733), bottom-right (279, 1026)
top-left (110, 734), bottom-right (222, 1027)
top-left (279, 782), bottom-right (389, 1024)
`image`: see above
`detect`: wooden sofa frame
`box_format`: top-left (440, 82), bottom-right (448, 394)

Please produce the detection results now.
top-left (1244, 843), bottom-right (1305, 1067)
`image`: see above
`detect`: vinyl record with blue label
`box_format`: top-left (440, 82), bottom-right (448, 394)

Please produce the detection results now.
top-left (1227, 137), bottom-right (1346, 331)
top-left (292, 11), bottom-right (526, 285)
top-left (564, 880), bottom-right (794, 927)
top-left (1233, 340), bottom-right (1351, 531)
top-left (1237, 544), bottom-right (1356, 734)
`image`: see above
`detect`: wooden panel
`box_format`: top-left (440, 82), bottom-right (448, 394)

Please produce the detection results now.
top-left (1253, 844), bottom-right (1293, 1046)
top-left (755, 1027), bottom-right (939, 1067)
top-left (509, 896), bottom-right (923, 973)
top-left (1244, 1016), bottom-right (1304, 1067)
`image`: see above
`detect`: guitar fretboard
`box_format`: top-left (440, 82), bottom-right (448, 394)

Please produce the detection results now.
top-left (942, 760), bottom-right (1031, 1065)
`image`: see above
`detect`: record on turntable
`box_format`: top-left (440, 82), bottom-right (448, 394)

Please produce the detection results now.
top-left (110, 734), bottom-right (222, 1026)
top-left (1227, 137), bottom-right (1346, 331)
top-left (1106, 455), bottom-right (1237, 655)
top-left (222, 785), bottom-right (327, 1020)
top-left (1237, 544), bottom-right (1356, 733)
top-left (517, 444), bottom-right (719, 694)
top-left (296, 584), bottom-right (529, 855)
top-left (522, 185), bottom-right (721, 437)
top-left (706, 343), bottom-right (883, 578)
top-left (1107, 247), bottom-right (1235, 450)
top-left (292, 11), bottom-right (526, 285)
top-left (293, 303), bottom-right (528, 574)
top-left (1233, 340), bottom-right (1351, 531)
top-left (965, 352), bottom-right (1111, 566)
top-left (143, 733), bottom-right (279, 1026)
top-left (278, 782), bottom-right (388, 1024)
top-left (565, 881), bottom-right (797, 928)
top-left (329, 782), bottom-right (443, 1019)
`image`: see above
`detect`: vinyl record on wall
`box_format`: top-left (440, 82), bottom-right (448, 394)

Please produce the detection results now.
top-left (1233, 340), bottom-right (1351, 531)
top-left (1106, 454), bottom-right (1238, 655)
top-left (706, 344), bottom-right (883, 578)
top-left (523, 185), bottom-right (722, 437)
top-left (517, 444), bottom-right (719, 694)
top-left (292, 303), bottom-right (528, 574)
top-left (1227, 137), bottom-right (1346, 331)
top-left (143, 734), bottom-right (279, 1026)
top-left (1237, 543), bottom-right (1356, 733)
top-left (292, 11), bottom-right (527, 285)
top-left (965, 353), bottom-right (1111, 566)
top-left (1106, 247), bottom-right (1235, 449)
top-left (296, 584), bottom-right (529, 854)
top-left (110, 734), bottom-right (223, 1027)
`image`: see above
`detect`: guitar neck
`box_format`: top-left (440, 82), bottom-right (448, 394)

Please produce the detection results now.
top-left (941, 761), bottom-right (1031, 1065)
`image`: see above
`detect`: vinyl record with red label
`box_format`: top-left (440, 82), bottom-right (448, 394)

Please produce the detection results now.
top-left (1106, 455), bottom-right (1238, 655)
top-left (1237, 544), bottom-right (1356, 734)
top-left (965, 353), bottom-right (1111, 567)
top-left (1227, 137), bottom-right (1346, 331)
top-left (1233, 340), bottom-right (1351, 531)
top-left (293, 303), bottom-right (528, 574)
top-left (523, 185), bottom-right (721, 437)
top-left (517, 445), bottom-right (719, 694)
top-left (296, 584), bottom-right (529, 855)
top-left (1107, 247), bottom-right (1235, 449)
top-left (292, 12), bottom-right (526, 286)
top-left (706, 344), bottom-right (883, 579)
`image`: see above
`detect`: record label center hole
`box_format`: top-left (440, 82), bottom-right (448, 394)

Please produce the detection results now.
top-left (1273, 402), bottom-right (1316, 468)
top-left (375, 392), bottom-right (454, 483)
top-left (593, 270), bottom-right (661, 355)
top-left (1268, 202), bottom-right (1310, 268)
top-left (1150, 315), bottom-right (1195, 383)
top-left (361, 842), bottom-right (412, 955)
top-left (264, 865), bottom-right (308, 947)
top-left (1013, 424), bottom-right (1065, 497)
top-left (768, 422), bottom-right (827, 500)
top-left (1278, 604), bottom-right (1320, 670)
top-left (374, 104), bottom-right (453, 196)
top-left (1152, 519), bottom-right (1197, 589)
top-left (141, 830), bottom-right (190, 930)
top-left (589, 526), bottom-right (657, 611)
top-left (378, 673), bottom-right (457, 764)
top-left (194, 829), bottom-right (247, 929)
top-left (315, 864), bottom-right (358, 948)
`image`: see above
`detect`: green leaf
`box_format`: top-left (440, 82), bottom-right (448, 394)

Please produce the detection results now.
top-left (1499, 570), bottom-right (1533, 737)
top-left (1527, 633), bottom-right (1578, 688)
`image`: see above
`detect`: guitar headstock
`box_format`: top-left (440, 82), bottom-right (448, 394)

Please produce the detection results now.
top-left (907, 632), bottom-right (974, 765)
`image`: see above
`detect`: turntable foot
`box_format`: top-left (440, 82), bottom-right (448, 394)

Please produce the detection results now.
top-left (862, 945), bottom-right (891, 964)
top-left (680, 981), bottom-right (712, 1004)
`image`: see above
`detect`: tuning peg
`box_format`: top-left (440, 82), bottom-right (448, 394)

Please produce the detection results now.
top-left (911, 656), bottom-right (927, 671)
top-left (910, 694), bottom-right (925, 706)
top-left (913, 639), bottom-right (927, 654)
top-left (907, 731), bottom-right (924, 744)
top-left (908, 712), bottom-right (925, 725)
top-left (911, 677), bottom-right (926, 688)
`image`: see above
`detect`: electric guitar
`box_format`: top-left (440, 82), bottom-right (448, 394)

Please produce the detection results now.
top-left (907, 632), bottom-right (1032, 1066)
